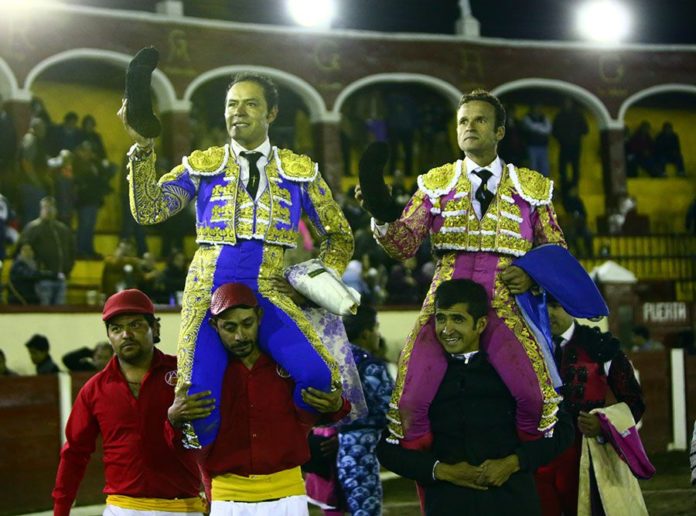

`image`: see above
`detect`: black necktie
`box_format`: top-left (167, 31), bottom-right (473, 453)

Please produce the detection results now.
top-left (474, 169), bottom-right (494, 215)
top-left (241, 151), bottom-right (263, 199)
top-left (553, 335), bottom-right (564, 370)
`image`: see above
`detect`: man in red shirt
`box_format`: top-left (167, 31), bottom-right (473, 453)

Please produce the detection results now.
top-left (168, 282), bottom-right (350, 516)
top-left (52, 289), bottom-right (206, 515)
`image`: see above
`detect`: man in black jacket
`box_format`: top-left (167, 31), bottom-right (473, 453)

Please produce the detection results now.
top-left (535, 297), bottom-right (645, 516)
top-left (377, 279), bottom-right (573, 515)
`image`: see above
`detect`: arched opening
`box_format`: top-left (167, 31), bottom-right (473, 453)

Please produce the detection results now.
top-left (621, 89), bottom-right (696, 232)
top-left (0, 58), bottom-right (19, 100)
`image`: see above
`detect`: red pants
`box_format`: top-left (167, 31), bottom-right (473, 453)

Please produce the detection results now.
top-left (535, 438), bottom-right (581, 516)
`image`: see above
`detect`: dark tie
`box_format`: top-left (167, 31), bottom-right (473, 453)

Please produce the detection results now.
top-left (553, 335), bottom-right (564, 370)
top-left (474, 168), bottom-right (494, 215)
top-left (241, 151), bottom-right (263, 199)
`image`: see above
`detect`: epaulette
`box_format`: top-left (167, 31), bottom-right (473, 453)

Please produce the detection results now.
top-left (508, 166), bottom-right (553, 206)
top-left (183, 145), bottom-right (229, 176)
top-left (275, 148), bottom-right (318, 182)
top-left (417, 161), bottom-right (461, 198)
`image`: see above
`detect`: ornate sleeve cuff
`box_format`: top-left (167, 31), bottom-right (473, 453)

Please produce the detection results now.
top-left (127, 142), bottom-right (154, 161)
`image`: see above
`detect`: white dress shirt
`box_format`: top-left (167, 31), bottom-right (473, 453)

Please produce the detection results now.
top-left (464, 155), bottom-right (503, 220)
top-left (230, 138), bottom-right (272, 201)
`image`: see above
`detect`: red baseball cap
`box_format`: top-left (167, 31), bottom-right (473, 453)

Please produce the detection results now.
top-left (210, 283), bottom-right (258, 316)
top-left (102, 289), bottom-right (155, 321)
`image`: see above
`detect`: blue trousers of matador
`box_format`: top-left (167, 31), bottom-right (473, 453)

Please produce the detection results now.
top-left (182, 240), bottom-right (334, 447)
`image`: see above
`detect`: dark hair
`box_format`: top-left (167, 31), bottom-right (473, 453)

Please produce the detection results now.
top-left (435, 279), bottom-right (488, 321)
top-left (228, 73), bottom-right (279, 112)
top-left (26, 334), bottom-right (50, 352)
top-left (458, 89), bottom-right (506, 129)
top-left (632, 325), bottom-right (650, 340)
top-left (0, 349), bottom-right (5, 360)
top-left (82, 114), bottom-right (96, 128)
top-left (64, 111), bottom-right (79, 123)
top-left (343, 305), bottom-right (378, 342)
top-left (94, 341), bottom-right (113, 354)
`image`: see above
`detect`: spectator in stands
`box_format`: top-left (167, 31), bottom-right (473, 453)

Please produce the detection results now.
top-left (49, 149), bottom-right (76, 226)
top-left (50, 111), bottom-right (82, 156)
top-left (626, 121), bottom-right (656, 177)
top-left (18, 118), bottom-right (51, 225)
top-left (18, 196), bottom-right (75, 305)
top-left (338, 305), bottom-right (394, 515)
top-left (0, 348), bottom-right (19, 376)
top-left (552, 98), bottom-right (589, 193)
top-left (562, 185), bottom-right (593, 258)
top-left (537, 298), bottom-right (645, 515)
top-left (74, 140), bottom-right (113, 259)
top-left (342, 186), bottom-right (371, 231)
top-left (101, 239), bottom-right (143, 297)
top-left (136, 251), bottom-right (162, 301)
top-left (62, 341), bottom-right (114, 372)
top-left (52, 289), bottom-right (206, 515)
top-left (0, 192), bottom-right (19, 260)
top-left (630, 325), bottom-right (664, 352)
top-left (498, 104), bottom-right (526, 166)
top-left (522, 103), bottom-right (552, 177)
top-left (386, 257), bottom-right (420, 306)
top-left (160, 249), bottom-right (188, 305)
top-left (29, 96), bottom-right (53, 127)
top-left (79, 114), bottom-right (108, 162)
top-left (7, 242), bottom-right (56, 305)
top-left (654, 122), bottom-right (686, 177)
top-left (25, 334), bottom-right (60, 374)
top-left (342, 259), bottom-right (373, 304)
top-left (419, 99), bottom-right (451, 171)
top-left (387, 92), bottom-right (418, 176)
top-left (0, 94), bottom-right (17, 193)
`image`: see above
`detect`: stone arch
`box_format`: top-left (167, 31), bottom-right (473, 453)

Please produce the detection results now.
top-left (0, 57), bottom-right (20, 100)
top-left (23, 48), bottom-right (180, 112)
top-left (492, 78), bottom-right (615, 129)
top-left (618, 84), bottom-right (696, 123)
top-left (332, 73), bottom-right (462, 117)
top-left (183, 65), bottom-right (328, 122)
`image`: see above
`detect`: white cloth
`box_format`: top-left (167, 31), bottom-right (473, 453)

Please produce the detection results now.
top-left (104, 506), bottom-right (203, 516)
top-left (464, 155), bottom-right (503, 219)
top-left (210, 495), bottom-right (309, 516)
top-left (577, 404), bottom-right (648, 516)
top-left (230, 138), bottom-right (271, 200)
top-left (285, 259), bottom-right (361, 316)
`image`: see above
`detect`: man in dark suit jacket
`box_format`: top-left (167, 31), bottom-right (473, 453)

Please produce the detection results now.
top-left (377, 279), bottom-right (574, 515)
top-left (535, 297), bottom-right (645, 516)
